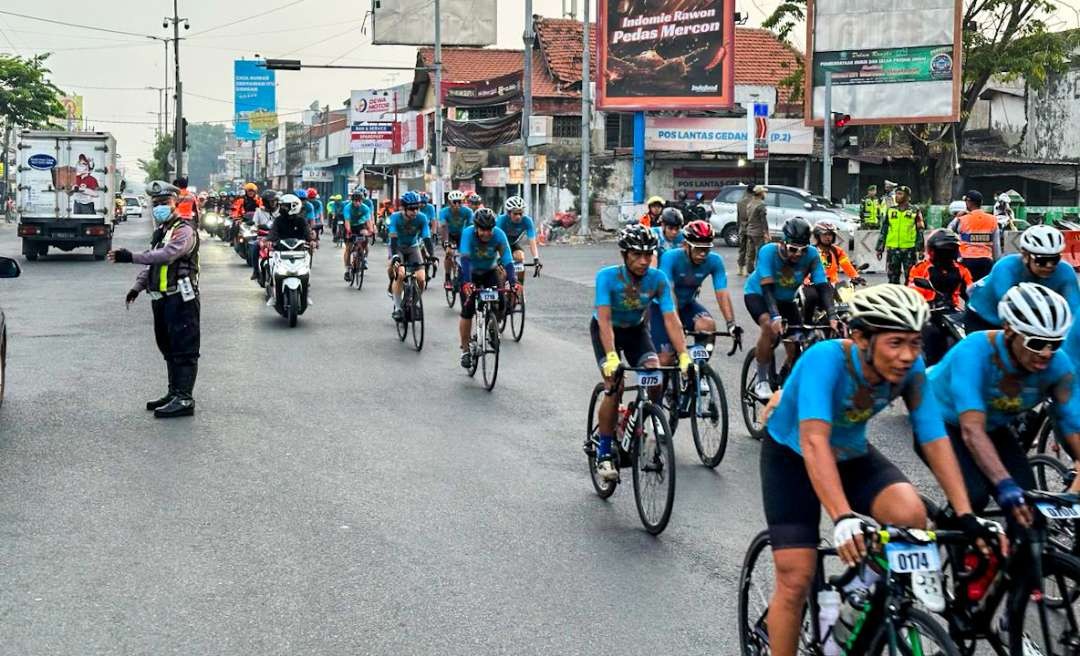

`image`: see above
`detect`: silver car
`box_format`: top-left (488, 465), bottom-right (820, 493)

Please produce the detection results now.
top-left (0, 256), bottom-right (22, 408)
top-left (709, 184), bottom-right (860, 247)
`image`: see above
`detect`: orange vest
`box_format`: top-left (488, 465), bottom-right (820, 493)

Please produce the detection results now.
top-left (907, 260), bottom-right (973, 306)
top-left (638, 213), bottom-right (654, 228)
top-left (957, 210), bottom-right (996, 260)
top-left (176, 188), bottom-right (197, 220)
top-left (814, 245), bottom-right (858, 284)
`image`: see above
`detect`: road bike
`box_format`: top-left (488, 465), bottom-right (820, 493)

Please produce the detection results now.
top-left (347, 234), bottom-right (368, 291)
top-left (739, 524), bottom-right (966, 655)
top-left (499, 261), bottom-right (541, 342)
top-left (464, 285), bottom-right (504, 390)
top-left (444, 247), bottom-right (461, 308)
top-left (393, 263), bottom-right (425, 352)
top-left (584, 365), bottom-right (680, 535)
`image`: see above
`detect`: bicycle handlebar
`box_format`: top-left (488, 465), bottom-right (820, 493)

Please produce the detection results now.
top-left (683, 327), bottom-right (744, 356)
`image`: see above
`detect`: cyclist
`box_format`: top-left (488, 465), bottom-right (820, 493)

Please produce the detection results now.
top-left (306, 188), bottom-right (323, 241)
top-left (342, 191), bottom-right (374, 283)
top-left (249, 190), bottom-right (279, 280)
top-left (638, 195), bottom-right (665, 228)
top-left (650, 207), bottom-right (685, 264)
top-left (439, 190), bottom-right (474, 290)
top-left (650, 220), bottom-right (737, 365)
top-left (760, 284), bottom-right (987, 656)
top-left (467, 192), bottom-right (484, 213)
top-left (457, 208), bottom-right (515, 369)
top-left (592, 225), bottom-right (692, 481)
top-left (745, 217), bottom-right (836, 399)
top-left (496, 196), bottom-right (541, 288)
top-left (965, 224), bottom-right (1080, 333)
top-left (928, 283), bottom-right (1080, 533)
top-left (907, 229), bottom-right (973, 365)
top-left (799, 220), bottom-right (863, 324)
top-left (388, 190), bottom-right (435, 321)
top-left (326, 194), bottom-right (343, 244)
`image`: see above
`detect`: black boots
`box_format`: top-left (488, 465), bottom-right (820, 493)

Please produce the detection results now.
top-left (154, 362), bottom-right (196, 418)
top-left (146, 362), bottom-right (176, 411)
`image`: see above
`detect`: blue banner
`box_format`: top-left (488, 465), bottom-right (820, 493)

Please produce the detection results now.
top-left (234, 60), bottom-right (276, 141)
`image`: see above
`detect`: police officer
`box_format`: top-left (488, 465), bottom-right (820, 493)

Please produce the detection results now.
top-left (108, 180), bottom-right (201, 418)
top-left (875, 185), bottom-right (925, 285)
top-left (859, 184), bottom-right (882, 228)
top-left (949, 190), bottom-right (1000, 281)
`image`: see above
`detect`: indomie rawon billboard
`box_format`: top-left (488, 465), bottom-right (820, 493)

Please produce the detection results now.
top-left (598, 0), bottom-right (735, 111)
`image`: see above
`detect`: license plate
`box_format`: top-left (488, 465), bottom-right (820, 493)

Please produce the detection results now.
top-left (53, 232), bottom-right (74, 239)
top-left (479, 289), bottom-right (499, 301)
top-left (636, 371), bottom-right (662, 387)
top-left (1036, 502), bottom-right (1080, 520)
top-left (689, 345), bottom-right (710, 361)
top-left (885, 542), bottom-right (940, 574)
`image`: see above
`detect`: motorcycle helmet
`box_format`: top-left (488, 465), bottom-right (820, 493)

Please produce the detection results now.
top-left (306, 188), bottom-right (318, 199)
top-left (260, 189), bottom-right (279, 207)
top-left (467, 193), bottom-right (482, 205)
top-left (243, 182), bottom-right (258, 192)
top-left (647, 195), bottom-right (666, 209)
top-left (279, 193), bottom-right (303, 216)
top-left (812, 220), bottom-right (838, 241)
top-left (927, 229), bottom-right (961, 260)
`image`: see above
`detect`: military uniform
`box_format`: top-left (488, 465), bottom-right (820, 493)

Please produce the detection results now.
top-left (744, 194), bottom-right (769, 273)
top-left (736, 189), bottom-right (754, 273)
top-left (875, 196), bottom-right (924, 285)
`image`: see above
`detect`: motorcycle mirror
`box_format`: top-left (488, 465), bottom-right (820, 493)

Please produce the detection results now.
top-left (912, 278), bottom-right (933, 291)
top-left (857, 262), bottom-right (870, 272)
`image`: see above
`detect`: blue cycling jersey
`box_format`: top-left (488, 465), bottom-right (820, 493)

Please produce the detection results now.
top-left (419, 203), bottom-right (437, 222)
top-left (1066, 320), bottom-right (1080, 365)
top-left (651, 226), bottom-right (685, 256)
top-left (439, 206), bottom-right (474, 237)
top-left (767, 340), bottom-right (946, 461)
top-left (593, 265), bottom-right (675, 329)
top-left (309, 199), bottom-right (323, 224)
top-left (496, 213), bottom-right (536, 245)
top-left (967, 254), bottom-right (1080, 326)
top-left (928, 330), bottom-right (1080, 436)
top-left (745, 243), bottom-right (828, 301)
top-left (460, 225), bottom-right (513, 275)
top-left (343, 201), bottom-right (372, 226)
top-left (388, 210), bottom-right (430, 247)
top-left (659, 248), bottom-right (727, 308)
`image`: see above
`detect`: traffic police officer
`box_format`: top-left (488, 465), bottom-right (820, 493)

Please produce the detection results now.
top-left (108, 180), bottom-right (201, 418)
top-left (860, 184), bottom-right (882, 228)
top-left (875, 185), bottom-right (925, 285)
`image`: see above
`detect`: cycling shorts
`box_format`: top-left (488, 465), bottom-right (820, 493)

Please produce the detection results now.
top-left (392, 246), bottom-right (423, 269)
top-left (761, 432), bottom-right (909, 549)
top-left (745, 293), bottom-right (800, 324)
top-left (460, 269), bottom-right (502, 320)
top-left (650, 301), bottom-right (711, 354)
top-left (589, 317), bottom-right (657, 372)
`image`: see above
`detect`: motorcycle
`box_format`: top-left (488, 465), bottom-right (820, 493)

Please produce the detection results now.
top-left (268, 238), bottom-right (311, 327)
top-left (911, 278), bottom-right (966, 365)
top-left (235, 219), bottom-right (257, 263)
top-left (795, 263), bottom-right (869, 332)
top-left (256, 229), bottom-right (272, 289)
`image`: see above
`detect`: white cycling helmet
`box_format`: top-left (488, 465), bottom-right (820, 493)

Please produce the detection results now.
top-left (948, 200), bottom-right (967, 217)
top-left (849, 284), bottom-right (929, 333)
top-left (998, 282), bottom-right (1072, 339)
top-left (279, 193), bottom-right (303, 216)
top-left (1018, 224), bottom-right (1065, 255)
top-left (447, 190), bottom-right (465, 202)
top-left (998, 193), bottom-right (1012, 205)
top-left (504, 196), bottom-right (525, 212)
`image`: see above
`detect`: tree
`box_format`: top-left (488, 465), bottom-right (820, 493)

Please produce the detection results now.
top-left (763, 0), bottom-right (1078, 202)
top-left (138, 133), bottom-right (172, 182)
top-left (0, 54), bottom-right (64, 128)
top-left (185, 123), bottom-right (227, 190)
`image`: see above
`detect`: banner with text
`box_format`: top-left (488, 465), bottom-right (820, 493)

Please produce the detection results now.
top-left (234, 60), bottom-right (276, 141)
top-left (350, 88), bottom-right (397, 153)
top-left (441, 71), bottom-right (523, 108)
top-left (645, 116), bottom-right (812, 154)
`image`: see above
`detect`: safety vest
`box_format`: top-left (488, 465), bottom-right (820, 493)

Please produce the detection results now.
top-left (861, 197), bottom-right (881, 227)
top-left (885, 206), bottom-right (919, 249)
top-left (957, 210), bottom-right (997, 260)
top-left (148, 218), bottom-right (200, 294)
top-left (176, 188), bottom-right (196, 220)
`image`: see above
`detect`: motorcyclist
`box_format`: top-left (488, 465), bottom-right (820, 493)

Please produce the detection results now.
top-left (639, 196), bottom-right (665, 228)
top-left (269, 193), bottom-right (314, 244)
top-left (250, 190), bottom-right (280, 280)
top-left (908, 229), bottom-right (973, 364)
top-left (231, 182), bottom-right (261, 219)
top-left (799, 220), bottom-right (863, 324)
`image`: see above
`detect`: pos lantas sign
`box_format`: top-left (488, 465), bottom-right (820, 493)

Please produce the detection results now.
top-left (598, 0), bottom-right (736, 110)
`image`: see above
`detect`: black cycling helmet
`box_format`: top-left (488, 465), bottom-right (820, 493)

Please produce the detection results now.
top-left (473, 207), bottom-right (497, 229)
top-left (618, 224), bottom-right (659, 253)
top-left (660, 207), bottom-right (683, 227)
top-left (927, 229), bottom-right (961, 255)
top-left (782, 217), bottom-right (812, 246)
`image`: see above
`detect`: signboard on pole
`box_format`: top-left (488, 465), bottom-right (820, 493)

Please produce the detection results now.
top-left (234, 60), bottom-right (277, 141)
top-left (350, 89), bottom-right (397, 153)
top-left (597, 0), bottom-right (736, 110)
top-left (746, 102), bottom-right (769, 160)
top-left (301, 169), bottom-right (333, 182)
top-left (508, 155), bottom-right (547, 185)
top-left (372, 0), bottom-right (497, 46)
top-left (804, 0), bottom-right (962, 125)
top-left (351, 122), bottom-right (395, 152)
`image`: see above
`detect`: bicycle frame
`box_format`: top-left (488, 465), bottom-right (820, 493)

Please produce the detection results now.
top-left (605, 365), bottom-right (681, 460)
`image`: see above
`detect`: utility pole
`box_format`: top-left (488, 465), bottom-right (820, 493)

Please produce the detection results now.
top-left (578, 0), bottom-right (591, 236)
top-left (433, 0), bottom-right (443, 209)
top-left (823, 71), bottom-right (833, 201)
top-left (523, 0), bottom-right (534, 213)
top-left (164, 1), bottom-right (188, 177)
top-left (323, 104), bottom-right (330, 160)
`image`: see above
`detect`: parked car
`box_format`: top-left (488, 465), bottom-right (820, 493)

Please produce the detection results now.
top-left (0, 256), bottom-right (22, 408)
top-left (709, 184), bottom-right (860, 248)
top-left (123, 194), bottom-right (144, 219)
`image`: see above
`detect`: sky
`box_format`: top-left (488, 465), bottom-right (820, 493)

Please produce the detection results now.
top-left (0, 0), bottom-right (1077, 171)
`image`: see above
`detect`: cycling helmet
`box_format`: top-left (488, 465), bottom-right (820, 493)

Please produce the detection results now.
top-left (350, 190), bottom-right (365, 201)
top-left (473, 208), bottom-right (497, 229)
top-left (279, 193), bottom-right (303, 216)
top-left (306, 188), bottom-right (317, 199)
top-left (617, 224), bottom-right (658, 253)
top-left (468, 193), bottom-right (482, 204)
top-left (782, 217), bottom-right (812, 246)
top-left (812, 220), bottom-right (838, 239)
top-left (419, 191), bottom-right (430, 203)
top-left (647, 195), bottom-right (665, 208)
top-left (260, 190), bottom-right (279, 205)
top-left (400, 190), bottom-right (421, 207)
top-left (447, 190), bottom-right (465, 202)
top-left (998, 282), bottom-right (1072, 339)
top-left (243, 182), bottom-right (258, 192)
top-left (927, 229), bottom-right (961, 255)
top-left (1018, 224), bottom-right (1065, 255)
top-left (682, 220), bottom-right (714, 246)
top-left (660, 207), bottom-right (683, 227)
top-left (849, 284), bottom-right (929, 333)
top-left (504, 196), bottom-right (525, 212)
top-left (948, 200), bottom-right (967, 216)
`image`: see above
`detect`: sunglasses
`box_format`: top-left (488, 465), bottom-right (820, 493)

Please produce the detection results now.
top-left (1031, 254), bottom-right (1061, 267)
top-left (1021, 335), bottom-right (1064, 354)
top-left (403, 205), bottom-right (419, 211)
top-left (451, 199), bottom-right (462, 203)
top-left (784, 244), bottom-right (808, 255)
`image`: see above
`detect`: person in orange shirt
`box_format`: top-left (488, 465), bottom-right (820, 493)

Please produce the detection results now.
top-left (638, 196), bottom-right (665, 228)
top-left (907, 229), bottom-right (973, 364)
top-left (173, 177), bottom-right (201, 224)
top-left (800, 220), bottom-right (863, 323)
top-left (946, 189), bottom-right (1000, 282)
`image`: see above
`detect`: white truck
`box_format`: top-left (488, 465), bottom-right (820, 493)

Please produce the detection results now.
top-left (15, 130), bottom-right (117, 261)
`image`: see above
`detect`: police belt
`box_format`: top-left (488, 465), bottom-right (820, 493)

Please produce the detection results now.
top-left (148, 277), bottom-right (196, 300)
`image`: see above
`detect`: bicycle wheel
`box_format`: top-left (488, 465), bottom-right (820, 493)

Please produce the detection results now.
top-left (509, 290), bottom-right (526, 342)
top-left (867, 607), bottom-right (959, 656)
top-left (740, 351), bottom-right (769, 441)
top-left (586, 382), bottom-right (617, 499)
top-left (481, 308), bottom-right (500, 391)
top-left (356, 254), bottom-right (365, 291)
top-left (410, 282), bottom-right (424, 351)
top-left (691, 364), bottom-right (729, 468)
top-left (445, 266), bottom-right (457, 308)
top-left (395, 287), bottom-right (408, 342)
top-left (1036, 413), bottom-right (1073, 469)
top-left (1002, 550), bottom-right (1080, 655)
top-left (632, 402), bottom-right (675, 535)
top-left (1032, 455), bottom-right (1079, 555)
top-left (738, 530), bottom-right (814, 655)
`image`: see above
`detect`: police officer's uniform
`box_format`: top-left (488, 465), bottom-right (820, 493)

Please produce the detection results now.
top-left (874, 186), bottom-right (925, 285)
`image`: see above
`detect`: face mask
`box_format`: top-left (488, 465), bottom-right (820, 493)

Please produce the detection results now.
top-left (152, 205), bottom-right (172, 222)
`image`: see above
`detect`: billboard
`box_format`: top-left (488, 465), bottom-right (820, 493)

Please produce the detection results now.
top-left (645, 116), bottom-right (813, 154)
top-left (804, 0), bottom-right (962, 125)
top-left (351, 89), bottom-right (397, 153)
top-left (372, 0), bottom-right (496, 46)
top-left (234, 60), bottom-right (277, 141)
top-left (597, 0), bottom-right (736, 111)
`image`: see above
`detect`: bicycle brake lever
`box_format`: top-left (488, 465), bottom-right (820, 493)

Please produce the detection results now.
top-left (727, 327), bottom-right (744, 357)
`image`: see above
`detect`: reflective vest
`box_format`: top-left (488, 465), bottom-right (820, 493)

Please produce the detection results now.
top-left (148, 219), bottom-right (200, 294)
top-left (957, 210), bottom-right (997, 260)
top-left (861, 197), bottom-right (881, 227)
top-left (884, 206), bottom-right (919, 249)
top-left (176, 188), bottom-right (197, 220)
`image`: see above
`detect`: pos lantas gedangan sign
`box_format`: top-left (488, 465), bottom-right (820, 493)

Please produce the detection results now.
top-left (597, 0), bottom-right (736, 110)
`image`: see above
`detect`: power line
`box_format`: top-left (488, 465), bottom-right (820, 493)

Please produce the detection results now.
top-left (274, 22), bottom-right (363, 58)
top-left (185, 17), bottom-right (363, 39)
top-left (185, 0), bottom-right (310, 38)
top-left (0, 9), bottom-right (154, 40)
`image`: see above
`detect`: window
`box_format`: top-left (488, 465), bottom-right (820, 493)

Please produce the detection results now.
top-left (553, 115), bottom-right (580, 138)
top-left (604, 113), bottom-right (634, 150)
top-left (776, 192), bottom-right (807, 210)
top-left (465, 105), bottom-right (506, 120)
top-left (716, 187), bottom-right (745, 204)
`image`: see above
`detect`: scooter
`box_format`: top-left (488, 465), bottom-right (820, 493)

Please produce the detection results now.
top-left (268, 238), bottom-right (311, 328)
top-left (911, 278), bottom-right (966, 365)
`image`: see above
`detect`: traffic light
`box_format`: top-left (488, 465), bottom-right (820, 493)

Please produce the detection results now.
top-left (831, 112), bottom-right (853, 152)
top-left (181, 118), bottom-right (189, 151)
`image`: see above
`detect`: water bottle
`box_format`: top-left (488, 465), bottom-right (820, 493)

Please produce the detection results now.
top-left (834, 568), bottom-right (880, 646)
top-left (817, 589), bottom-right (842, 655)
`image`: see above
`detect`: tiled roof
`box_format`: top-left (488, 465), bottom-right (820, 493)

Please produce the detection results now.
top-left (534, 17), bottom-right (597, 88)
top-left (417, 47), bottom-right (563, 98)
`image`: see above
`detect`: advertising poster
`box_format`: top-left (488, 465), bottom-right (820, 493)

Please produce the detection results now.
top-left (598, 0), bottom-right (736, 110)
top-left (234, 60), bottom-right (277, 141)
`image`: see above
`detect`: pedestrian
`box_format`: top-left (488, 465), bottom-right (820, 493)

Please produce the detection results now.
top-left (736, 183), bottom-right (755, 275)
top-left (875, 185), bottom-right (925, 285)
top-left (949, 190), bottom-right (999, 281)
top-left (859, 184), bottom-right (882, 229)
top-left (744, 185), bottom-right (769, 274)
top-left (108, 180), bottom-right (200, 418)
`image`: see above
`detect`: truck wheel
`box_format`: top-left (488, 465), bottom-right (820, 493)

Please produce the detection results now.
top-left (22, 241), bottom-right (37, 262)
top-left (93, 240), bottom-right (111, 261)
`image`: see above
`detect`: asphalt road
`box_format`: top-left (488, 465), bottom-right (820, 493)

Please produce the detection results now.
top-left (0, 215), bottom-right (937, 655)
